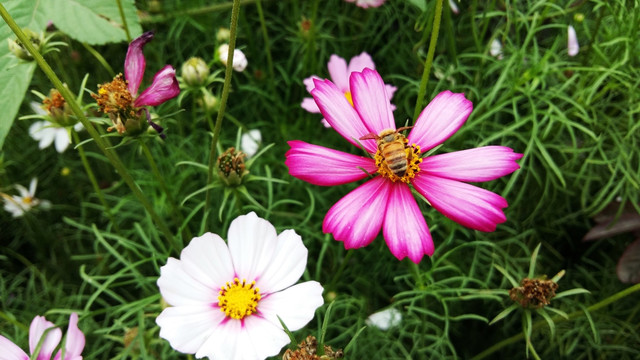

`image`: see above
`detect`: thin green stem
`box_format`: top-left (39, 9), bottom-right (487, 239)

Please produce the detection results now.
top-left (472, 283), bottom-right (640, 360)
top-left (0, 4), bottom-right (176, 250)
top-left (413, 0), bottom-right (444, 122)
top-left (138, 139), bottom-right (191, 241)
top-left (204, 0), bottom-right (241, 221)
top-left (81, 42), bottom-right (115, 77)
top-left (115, 0), bottom-right (131, 42)
top-left (256, 0), bottom-right (275, 86)
top-left (72, 130), bottom-right (120, 233)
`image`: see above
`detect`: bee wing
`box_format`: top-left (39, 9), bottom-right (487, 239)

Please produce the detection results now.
top-left (359, 132), bottom-right (379, 140)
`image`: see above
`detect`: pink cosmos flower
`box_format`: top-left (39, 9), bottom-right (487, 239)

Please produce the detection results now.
top-left (0, 313), bottom-right (85, 360)
top-left (93, 31), bottom-right (180, 138)
top-left (285, 69), bottom-right (522, 263)
top-left (156, 212), bottom-right (324, 359)
top-left (301, 52), bottom-right (397, 127)
top-left (344, 0), bottom-right (386, 8)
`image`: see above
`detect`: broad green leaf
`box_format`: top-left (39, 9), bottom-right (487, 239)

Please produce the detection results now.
top-left (43, 0), bottom-right (142, 45)
top-left (0, 0), bottom-right (48, 150)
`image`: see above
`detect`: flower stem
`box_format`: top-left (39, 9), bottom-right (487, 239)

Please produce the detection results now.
top-left (115, 0), bottom-right (131, 42)
top-left (204, 0), bottom-right (241, 221)
top-left (256, 0), bottom-right (275, 86)
top-left (81, 42), bottom-right (115, 77)
top-left (471, 282), bottom-right (640, 360)
top-left (0, 4), bottom-right (177, 251)
top-left (72, 131), bottom-right (120, 233)
top-left (138, 139), bottom-right (191, 241)
top-left (412, 0), bottom-right (444, 122)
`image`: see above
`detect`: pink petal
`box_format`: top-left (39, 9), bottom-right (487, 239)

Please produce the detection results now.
top-left (385, 84), bottom-right (397, 101)
top-left (125, 31), bottom-right (154, 97)
top-left (301, 97), bottom-right (320, 113)
top-left (383, 182), bottom-right (434, 263)
top-left (327, 54), bottom-right (349, 91)
top-left (133, 65), bottom-right (180, 107)
top-left (323, 177), bottom-right (391, 249)
top-left (54, 313), bottom-right (84, 360)
top-left (285, 140), bottom-right (377, 186)
top-left (408, 90), bottom-right (473, 152)
top-left (347, 52), bottom-right (376, 74)
top-left (312, 78), bottom-right (377, 153)
top-left (0, 335), bottom-right (28, 360)
top-left (258, 281), bottom-right (324, 330)
top-left (413, 174), bottom-right (508, 232)
top-left (617, 238), bottom-right (640, 283)
top-left (29, 316), bottom-right (61, 359)
top-left (303, 75), bottom-right (321, 93)
top-left (350, 69), bottom-right (395, 134)
top-left (421, 146), bottom-right (523, 182)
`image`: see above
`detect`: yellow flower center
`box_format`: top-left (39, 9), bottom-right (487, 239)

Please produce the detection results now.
top-left (92, 74), bottom-right (134, 115)
top-left (218, 278), bottom-right (261, 320)
top-left (344, 91), bottom-right (353, 106)
top-left (372, 132), bottom-right (423, 184)
top-left (22, 196), bottom-right (33, 205)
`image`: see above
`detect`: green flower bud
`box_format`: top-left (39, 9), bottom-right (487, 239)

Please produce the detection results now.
top-left (217, 147), bottom-right (248, 186)
top-left (181, 57), bottom-right (209, 87)
top-left (7, 28), bottom-right (43, 61)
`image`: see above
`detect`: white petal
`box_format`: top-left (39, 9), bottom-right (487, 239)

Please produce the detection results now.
top-left (240, 129), bottom-right (261, 158)
top-left (28, 121), bottom-right (47, 139)
top-left (365, 308), bottom-right (402, 330)
top-left (157, 258), bottom-right (219, 306)
top-left (156, 305), bottom-right (224, 355)
top-left (256, 229), bottom-right (307, 293)
top-left (228, 212), bottom-right (278, 283)
top-left (28, 178), bottom-right (37, 196)
top-left (29, 316), bottom-right (62, 358)
top-left (54, 129), bottom-right (70, 153)
top-left (180, 233), bottom-right (235, 294)
top-left (258, 281), bottom-right (324, 331)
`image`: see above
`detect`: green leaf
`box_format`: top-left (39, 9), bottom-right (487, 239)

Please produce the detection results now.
top-left (407, 0), bottom-right (427, 12)
top-left (43, 0), bottom-right (142, 45)
top-left (0, 0), bottom-right (48, 150)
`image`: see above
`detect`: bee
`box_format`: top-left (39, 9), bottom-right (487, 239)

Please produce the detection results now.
top-left (359, 126), bottom-right (413, 177)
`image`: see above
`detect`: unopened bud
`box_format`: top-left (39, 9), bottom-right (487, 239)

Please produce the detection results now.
top-left (217, 28), bottom-right (231, 42)
top-left (181, 57), bottom-right (209, 87)
top-left (217, 44), bottom-right (247, 72)
top-left (8, 28), bottom-right (43, 61)
top-left (199, 91), bottom-right (220, 114)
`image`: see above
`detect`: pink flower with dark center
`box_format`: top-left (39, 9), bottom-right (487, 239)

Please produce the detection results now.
top-left (301, 52), bottom-right (396, 127)
top-left (285, 69), bottom-right (522, 263)
top-left (0, 313), bottom-right (85, 360)
top-left (93, 31), bottom-right (180, 138)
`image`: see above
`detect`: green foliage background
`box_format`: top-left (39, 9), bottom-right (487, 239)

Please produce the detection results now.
top-left (1, 0), bottom-right (639, 359)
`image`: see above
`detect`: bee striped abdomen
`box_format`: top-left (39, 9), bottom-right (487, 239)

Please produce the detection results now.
top-left (381, 143), bottom-right (408, 177)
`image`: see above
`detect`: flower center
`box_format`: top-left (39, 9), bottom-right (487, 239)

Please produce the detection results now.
top-left (218, 278), bottom-right (261, 320)
top-left (344, 91), bottom-right (353, 106)
top-left (92, 74), bottom-right (134, 115)
top-left (372, 132), bottom-right (422, 184)
top-left (22, 196), bottom-right (33, 205)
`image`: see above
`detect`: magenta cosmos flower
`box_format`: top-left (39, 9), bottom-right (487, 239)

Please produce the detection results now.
top-left (156, 212), bottom-right (324, 360)
top-left (285, 69), bottom-right (522, 263)
top-left (93, 31), bottom-right (180, 138)
top-left (302, 52), bottom-right (396, 127)
top-left (0, 313), bottom-right (85, 360)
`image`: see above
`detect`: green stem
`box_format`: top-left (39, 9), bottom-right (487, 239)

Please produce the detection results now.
top-left (412, 0), bottom-right (444, 122)
top-left (72, 130), bottom-right (120, 233)
top-left (472, 283), bottom-right (640, 360)
top-left (0, 5), bottom-right (176, 250)
top-left (115, 0), bottom-right (131, 42)
top-left (256, 0), bottom-right (275, 86)
top-left (204, 0), bottom-right (241, 221)
top-left (81, 42), bottom-right (115, 77)
top-left (138, 139), bottom-right (191, 241)
top-left (140, 0), bottom-right (258, 24)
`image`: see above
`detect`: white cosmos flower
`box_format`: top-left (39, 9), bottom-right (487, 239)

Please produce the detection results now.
top-left (365, 308), bottom-right (402, 331)
top-left (241, 129), bottom-right (262, 158)
top-left (29, 120), bottom-right (83, 153)
top-left (2, 178), bottom-right (51, 218)
top-left (567, 25), bottom-right (579, 57)
top-left (218, 44), bottom-right (248, 72)
top-left (156, 212), bottom-right (324, 360)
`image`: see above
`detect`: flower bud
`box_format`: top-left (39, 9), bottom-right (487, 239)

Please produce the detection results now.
top-left (181, 57), bottom-right (209, 87)
top-left (216, 27), bottom-right (231, 42)
top-left (199, 90), bottom-right (220, 114)
top-left (7, 28), bottom-right (43, 61)
top-left (217, 44), bottom-right (248, 72)
top-left (217, 147), bottom-right (248, 186)
top-left (42, 89), bottom-right (76, 126)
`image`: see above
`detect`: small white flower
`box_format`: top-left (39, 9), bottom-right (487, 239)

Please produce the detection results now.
top-left (567, 25), bottom-right (579, 57)
top-left (28, 119), bottom-right (83, 153)
top-left (490, 38), bottom-right (503, 60)
top-left (2, 178), bottom-right (51, 218)
top-left (241, 129), bottom-right (262, 158)
top-left (156, 212), bottom-right (324, 360)
top-left (366, 308), bottom-right (402, 331)
top-left (449, 0), bottom-right (459, 14)
top-left (218, 44), bottom-right (248, 72)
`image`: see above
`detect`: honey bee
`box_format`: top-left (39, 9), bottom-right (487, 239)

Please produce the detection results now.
top-left (360, 126), bottom-right (413, 177)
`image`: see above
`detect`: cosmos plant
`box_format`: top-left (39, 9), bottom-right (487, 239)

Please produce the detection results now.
top-left (286, 68), bottom-right (522, 263)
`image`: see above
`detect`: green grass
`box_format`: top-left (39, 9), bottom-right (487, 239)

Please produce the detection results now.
top-left (1, 0), bottom-right (640, 358)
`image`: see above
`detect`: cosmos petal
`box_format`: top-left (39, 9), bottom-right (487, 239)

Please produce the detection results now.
top-left (385, 84), bottom-right (397, 102)
top-left (0, 335), bottom-right (28, 360)
top-left (28, 121), bottom-right (47, 140)
top-left (350, 69), bottom-right (395, 134)
top-left (180, 233), bottom-right (235, 293)
top-left (421, 146), bottom-right (523, 182)
top-left (347, 52), bottom-right (376, 74)
top-left (303, 75), bottom-right (321, 93)
top-left (408, 91), bottom-right (472, 151)
top-left (55, 313), bottom-right (84, 360)
top-left (29, 316), bottom-right (61, 359)
top-left (327, 54), bottom-right (349, 91)
top-left (54, 128), bottom-right (70, 153)
top-left (156, 305), bottom-right (224, 355)
top-left (323, 177), bottom-right (391, 249)
top-left (285, 140), bottom-right (377, 186)
top-left (228, 212), bottom-right (278, 282)
top-left (311, 78), bottom-right (377, 153)
top-left (258, 281), bottom-right (324, 331)
top-left (125, 31), bottom-right (154, 96)
top-left (133, 65), bottom-right (180, 107)
top-left (36, 127), bottom-right (57, 149)
top-left (257, 229), bottom-right (307, 294)
top-left (413, 174), bottom-right (508, 232)
top-left (301, 97), bottom-right (320, 113)
top-left (157, 257), bottom-right (219, 306)
top-left (568, 25), bottom-right (579, 57)
top-left (383, 182), bottom-right (434, 263)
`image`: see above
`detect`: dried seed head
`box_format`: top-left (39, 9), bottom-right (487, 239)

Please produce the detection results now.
top-left (509, 277), bottom-right (558, 309)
